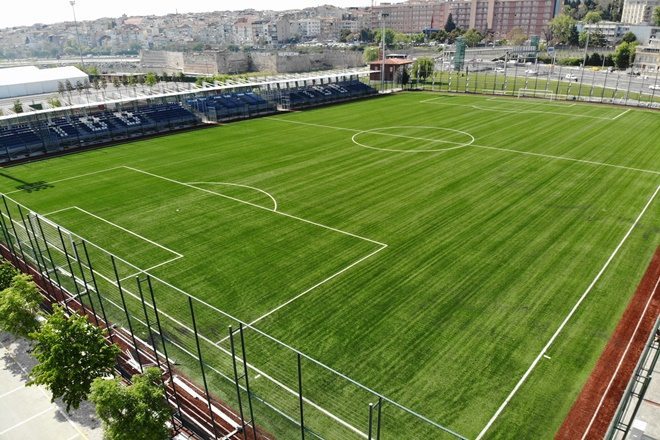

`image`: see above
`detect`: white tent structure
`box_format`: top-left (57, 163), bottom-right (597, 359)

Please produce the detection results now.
top-left (0, 66), bottom-right (88, 99)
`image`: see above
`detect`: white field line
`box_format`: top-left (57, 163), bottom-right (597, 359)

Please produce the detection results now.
top-left (420, 98), bottom-right (616, 120)
top-left (72, 206), bottom-right (183, 258)
top-left (117, 255), bottom-right (185, 282)
top-left (123, 166), bottom-right (386, 247)
top-left (215, 243), bottom-right (388, 346)
top-left (3, 166), bottom-right (123, 195)
top-left (471, 144), bottom-right (660, 176)
top-left (476, 184), bottom-right (660, 440)
top-left (276, 118), bottom-right (470, 147)
top-left (351, 126), bottom-right (474, 153)
top-left (273, 118), bottom-right (660, 176)
top-left (612, 108), bottom-right (632, 120)
top-left (486, 97), bottom-right (577, 108)
top-left (40, 205), bottom-right (184, 279)
top-left (187, 181), bottom-right (278, 211)
top-left (42, 206), bottom-right (76, 217)
top-left (580, 275), bottom-right (660, 440)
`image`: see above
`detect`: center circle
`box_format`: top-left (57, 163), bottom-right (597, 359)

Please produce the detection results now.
top-left (351, 126), bottom-right (475, 153)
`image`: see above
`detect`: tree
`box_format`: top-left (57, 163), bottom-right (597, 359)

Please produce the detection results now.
top-left (579, 29), bottom-right (607, 48)
top-left (65, 79), bottom-right (74, 102)
top-left (463, 28), bottom-right (483, 47)
top-left (0, 261), bottom-right (17, 291)
top-left (444, 13), bottom-right (456, 32)
top-left (654, 6), bottom-right (660, 26)
top-left (90, 368), bottom-right (172, 440)
top-left (363, 46), bottom-right (380, 63)
top-left (374, 28), bottom-right (395, 48)
top-left (621, 31), bottom-right (637, 43)
top-left (57, 81), bottom-right (66, 99)
top-left (431, 29), bottom-right (448, 43)
top-left (612, 41), bottom-right (637, 69)
top-left (584, 10), bottom-right (603, 24)
top-left (29, 306), bottom-right (119, 412)
top-left (13, 99), bottom-right (23, 113)
top-left (506, 27), bottom-right (527, 45)
top-left (0, 274), bottom-right (41, 338)
top-left (339, 29), bottom-right (352, 43)
top-left (144, 72), bottom-right (158, 91)
top-left (47, 97), bottom-right (62, 108)
top-left (360, 28), bottom-right (375, 43)
top-left (412, 57), bottom-right (435, 81)
top-left (549, 14), bottom-right (578, 45)
top-left (401, 67), bottom-right (410, 87)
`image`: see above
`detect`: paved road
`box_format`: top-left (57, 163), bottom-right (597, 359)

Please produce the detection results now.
top-left (0, 332), bottom-right (103, 440)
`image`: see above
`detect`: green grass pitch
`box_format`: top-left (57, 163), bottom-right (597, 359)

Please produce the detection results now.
top-left (1, 93), bottom-right (658, 439)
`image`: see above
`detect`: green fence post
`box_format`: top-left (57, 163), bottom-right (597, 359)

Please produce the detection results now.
top-left (228, 326), bottom-right (247, 435)
top-left (298, 353), bottom-right (305, 439)
top-left (111, 256), bottom-right (143, 373)
top-left (239, 323), bottom-right (257, 440)
top-left (188, 297), bottom-right (219, 439)
top-left (81, 241), bottom-right (114, 343)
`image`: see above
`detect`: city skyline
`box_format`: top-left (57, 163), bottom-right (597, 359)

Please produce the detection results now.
top-left (2, 0), bottom-right (395, 29)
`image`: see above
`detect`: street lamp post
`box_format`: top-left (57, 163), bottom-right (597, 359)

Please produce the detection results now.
top-left (70, 0), bottom-right (85, 69)
top-left (381, 12), bottom-right (389, 92)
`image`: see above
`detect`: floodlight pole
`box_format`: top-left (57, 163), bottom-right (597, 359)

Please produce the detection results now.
top-left (70, 0), bottom-right (85, 69)
top-left (381, 12), bottom-right (389, 92)
top-left (577, 29), bottom-right (590, 99)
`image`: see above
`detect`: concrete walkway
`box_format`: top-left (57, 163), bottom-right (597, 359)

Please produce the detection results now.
top-left (0, 332), bottom-right (103, 440)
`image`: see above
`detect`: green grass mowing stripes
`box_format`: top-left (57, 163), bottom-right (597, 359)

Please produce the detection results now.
top-left (0, 92), bottom-right (658, 438)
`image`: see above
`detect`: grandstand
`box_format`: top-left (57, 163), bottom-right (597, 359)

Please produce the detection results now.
top-left (280, 80), bottom-right (377, 109)
top-left (0, 103), bottom-right (199, 163)
top-left (0, 76), bottom-right (377, 163)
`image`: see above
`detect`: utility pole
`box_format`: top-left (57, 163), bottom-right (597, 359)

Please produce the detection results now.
top-left (381, 12), bottom-right (389, 92)
top-left (70, 0), bottom-right (85, 69)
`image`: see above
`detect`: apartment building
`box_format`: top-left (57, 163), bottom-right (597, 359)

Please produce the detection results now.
top-left (621, 0), bottom-right (660, 24)
top-left (371, 0), bottom-right (558, 38)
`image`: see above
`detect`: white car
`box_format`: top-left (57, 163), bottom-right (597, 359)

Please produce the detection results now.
top-left (495, 67), bottom-right (505, 73)
top-left (565, 74), bottom-right (579, 82)
top-left (649, 84), bottom-right (660, 90)
top-left (525, 69), bottom-right (538, 75)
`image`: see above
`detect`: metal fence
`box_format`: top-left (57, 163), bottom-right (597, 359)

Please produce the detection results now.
top-left (383, 61), bottom-right (660, 109)
top-left (607, 317), bottom-right (660, 439)
top-left (0, 193), bottom-right (466, 440)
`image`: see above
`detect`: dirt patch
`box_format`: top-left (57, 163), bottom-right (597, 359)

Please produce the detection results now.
top-left (556, 247), bottom-right (660, 439)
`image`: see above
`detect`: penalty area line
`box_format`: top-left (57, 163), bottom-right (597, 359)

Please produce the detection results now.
top-left (214, 243), bottom-right (388, 346)
top-left (476, 184), bottom-right (660, 440)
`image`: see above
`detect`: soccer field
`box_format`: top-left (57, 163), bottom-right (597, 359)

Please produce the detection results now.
top-left (1, 92), bottom-right (659, 439)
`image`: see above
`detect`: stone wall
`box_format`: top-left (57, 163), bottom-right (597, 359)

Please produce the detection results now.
top-left (140, 49), bottom-right (365, 75)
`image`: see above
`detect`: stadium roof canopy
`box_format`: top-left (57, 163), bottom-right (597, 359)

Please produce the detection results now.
top-left (0, 66), bottom-right (88, 99)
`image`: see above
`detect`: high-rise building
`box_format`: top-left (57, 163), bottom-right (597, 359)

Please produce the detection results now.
top-left (621, 0), bottom-right (660, 24)
top-left (370, 0), bottom-right (558, 38)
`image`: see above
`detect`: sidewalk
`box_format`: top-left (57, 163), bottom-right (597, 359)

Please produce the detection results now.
top-left (0, 332), bottom-right (103, 440)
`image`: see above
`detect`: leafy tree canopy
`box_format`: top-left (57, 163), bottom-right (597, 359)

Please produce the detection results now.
top-left (0, 273), bottom-right (41, 338)
top-left (29, 306), bottom-right (119, 411)
top-left (90, 368), bottom-right (172, 440)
